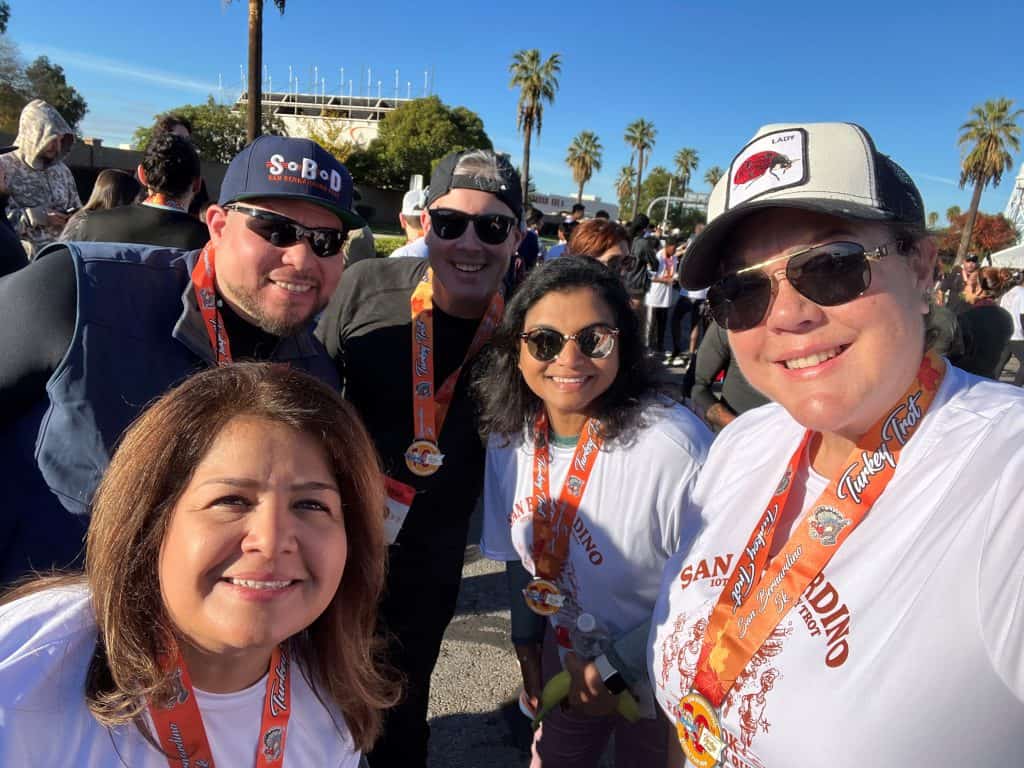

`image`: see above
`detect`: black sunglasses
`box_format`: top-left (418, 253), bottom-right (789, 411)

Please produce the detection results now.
top-left (226, 204), bottom-right (348, 258)
top-left (428, 208), bottom-right (517, 245)
top-left (708, 240), bottom-right (901, 331)
top-left (519, 324), bottom-right (620, 362)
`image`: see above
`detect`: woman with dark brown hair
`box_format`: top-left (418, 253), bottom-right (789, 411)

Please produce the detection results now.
top-left (0, 363), bottom-right (397, 766)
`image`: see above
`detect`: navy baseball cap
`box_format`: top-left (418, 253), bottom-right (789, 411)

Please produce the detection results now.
top-left (0, 145), bottom-right (16, 155)
top-left (218, 136), bottom-right (364, 229)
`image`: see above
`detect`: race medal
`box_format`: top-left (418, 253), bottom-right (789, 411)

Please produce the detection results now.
top-left (676, 692), bottom-right (725, 768)
top-left (407, 268), bottom-right (503, 477)
top-left (404, 439), bottom-right (444, 476)
top-left (523, 577), bottom-right (565, 616)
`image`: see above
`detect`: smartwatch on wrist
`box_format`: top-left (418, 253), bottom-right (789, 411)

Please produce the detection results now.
top-left (593, 653), bottom-right (628, 695)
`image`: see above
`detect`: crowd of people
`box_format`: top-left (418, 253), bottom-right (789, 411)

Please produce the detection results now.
top-left (0, 99), bottom-right (1022, 768)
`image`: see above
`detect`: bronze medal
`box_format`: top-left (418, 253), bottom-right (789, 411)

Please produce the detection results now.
top-left (676, 691), bottom-right (725, 768)
top-left (404, 439), bottom-right (444, 476)
top-left (522, 577), bottom-right (565, 616)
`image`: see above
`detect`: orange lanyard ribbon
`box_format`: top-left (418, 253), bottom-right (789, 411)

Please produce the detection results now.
top-left (191, 244), bottom-right (233, 365)
top-left (692, 351), bottom-right (945, 707)
top-left (530, 413), bottom-right (604, 581)
top-left (144, 193), bottom-right (188, 212)
top-left (409, 268), bottom-right (503, 442)
top-left (148, 644), bottom-right (292, 768)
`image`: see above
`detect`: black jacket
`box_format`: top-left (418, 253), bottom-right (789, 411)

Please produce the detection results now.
top-left (623, 235), bottom-right (659, 295)
top-left (64, 204), bottom-right (209, 251)
top-left (0, 194), bottom-right (29, 277)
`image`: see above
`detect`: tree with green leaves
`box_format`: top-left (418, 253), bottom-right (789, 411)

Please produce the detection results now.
top-left (673, 147), bottom-right (699, 198)
top-left (946, 205), bottom-right (961, 223)
top-left (0, 50), bottom-right (89, 133)
top-left (955, 97), bottom-right (1023, 265)
top-left (22, 57), bottom-right (88, 129)
top-left (927, 211), bottom-right (939, 229)
top-left (615, 165), bottom-right (635, 215)
top-left (624, 118), bottom-right (656, 219)
top-left (344, 96), bottom-right (491, 189)
top-left (132, 97), bottom-right (285, 162)
top-left (0, 35), bottom-right (24, 133)
top-left (0, 2), bottom-right (10, 35)
top-left (225, 0), bottom-right (286, 143)
top-left (566, 130), bottom-right (603, 204)
top-left (304, 121), bottom-right (357, 164)
top-left (509, 49), bottom-right (561, 207)
top-left (704, 165), bottom-right (724, 188)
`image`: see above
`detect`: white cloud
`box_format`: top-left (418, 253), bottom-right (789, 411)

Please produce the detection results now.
top-left (21, 43), bottom-right (225, 95)
top-left (912, 171), bottom-right (957, 186)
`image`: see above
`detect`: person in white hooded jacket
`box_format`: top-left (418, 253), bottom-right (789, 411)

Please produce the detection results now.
top-left (0, 98), bottom-right (81, 257)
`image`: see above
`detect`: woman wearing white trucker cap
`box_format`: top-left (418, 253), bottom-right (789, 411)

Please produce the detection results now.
top-left (648, 122), bottom-right (1024, 767)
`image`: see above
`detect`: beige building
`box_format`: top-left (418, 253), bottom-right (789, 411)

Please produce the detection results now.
top-left (233, 91), bottom-right (414, 147)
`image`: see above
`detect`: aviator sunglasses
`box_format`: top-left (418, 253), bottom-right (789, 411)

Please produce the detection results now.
top-left (428, 208), bottom-right (517, 245)
top-left (226, 204), bottom-right (348, 258)
top-left (708, 240), bottom-right (904, 331)
top-left (519, 324), bottom-right (620, 362)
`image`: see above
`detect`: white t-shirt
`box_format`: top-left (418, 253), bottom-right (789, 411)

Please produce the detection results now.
top-left (648, 364), bottom-right (1024, 768)
top-left (0, 585), bottom-right (362, 768)
top-left (685, 287), bottom-right (709, 301)
top-left (645, 249), bottom-right (678, 309)
top-left (1000, 284), bottom-right (1024, 341)
top-left (483, 402), bottom-right (710, 644)
top-left (389, 237), bottom-right (428, 259)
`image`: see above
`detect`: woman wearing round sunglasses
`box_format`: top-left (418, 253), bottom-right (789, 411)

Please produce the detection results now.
top-left (475, 257), bottom-right (711, 767)
top-left (649, 123), bottom-right (1024, 768)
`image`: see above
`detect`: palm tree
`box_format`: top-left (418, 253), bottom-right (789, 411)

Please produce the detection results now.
top-left (704, 165), bottom-right (725, 188)
top-left (927, 211), bottom-right (939, 229)
top-left (946, 205), bottom-right (961, 223)
top-left (624, 119), bottom-right (657, 219)
top-left (673, 148), bottom-right (699, 198)
top-left (955, 97), bottom-right (1023, 265)
top-left (509, 49), bottom-right (562, 207)
top-left (615, 165), bottom-right (635, 210)
top-left (226, 0), bottom-right (286, 143)
top-left (566, 131), bottom-right (603, 204)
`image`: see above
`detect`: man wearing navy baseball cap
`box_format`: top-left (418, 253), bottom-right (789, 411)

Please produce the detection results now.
top-left (0, 136), bottom-right (356, 583)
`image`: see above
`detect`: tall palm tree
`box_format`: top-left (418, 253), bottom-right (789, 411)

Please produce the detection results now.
top-left (566, 131), bottom-right (603, 204)
top-left (946, 205), bottom-right (961, 223)
top-left (624, 119), bottom-right (656, 219)
top-left (704, 165), bottom-right (725, 188)
top-left (955, 97), bottom-right (1023, 264)
top-left (227, 0), bottom-right (286, 143)
top-left (927, 211), bottom-right (939, 229)
top-left (509, 49), bottom-right (562, 207)
top-left (615, 165), bottom-right (636, 210)
top-left (673, 148), bottom-right (699, 198)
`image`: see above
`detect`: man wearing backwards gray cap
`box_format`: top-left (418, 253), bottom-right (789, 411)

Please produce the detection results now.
top-left (318, 148), bottom-right (523, 768)
top-left (0, 136), bottom-right (357, 584)
top-left (648, 123), bottom-right (1024, 767)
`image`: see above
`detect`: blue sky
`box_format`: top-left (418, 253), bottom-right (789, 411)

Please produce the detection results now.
top-left (6, 0), bottom-right (1024, 218)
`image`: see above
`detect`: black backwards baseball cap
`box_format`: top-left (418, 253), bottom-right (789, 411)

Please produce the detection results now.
top-left (426, 150), bottom-right (524, 220)
top-left (679, 122), bottom-right (926, 290)
top-left (0, 145), bottom-right (16, 155)
top-left (218, 135), bottom-right (365, 229)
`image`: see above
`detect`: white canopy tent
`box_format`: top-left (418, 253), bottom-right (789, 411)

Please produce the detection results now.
top-left (989, 242), bottom-right (1024, 269)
